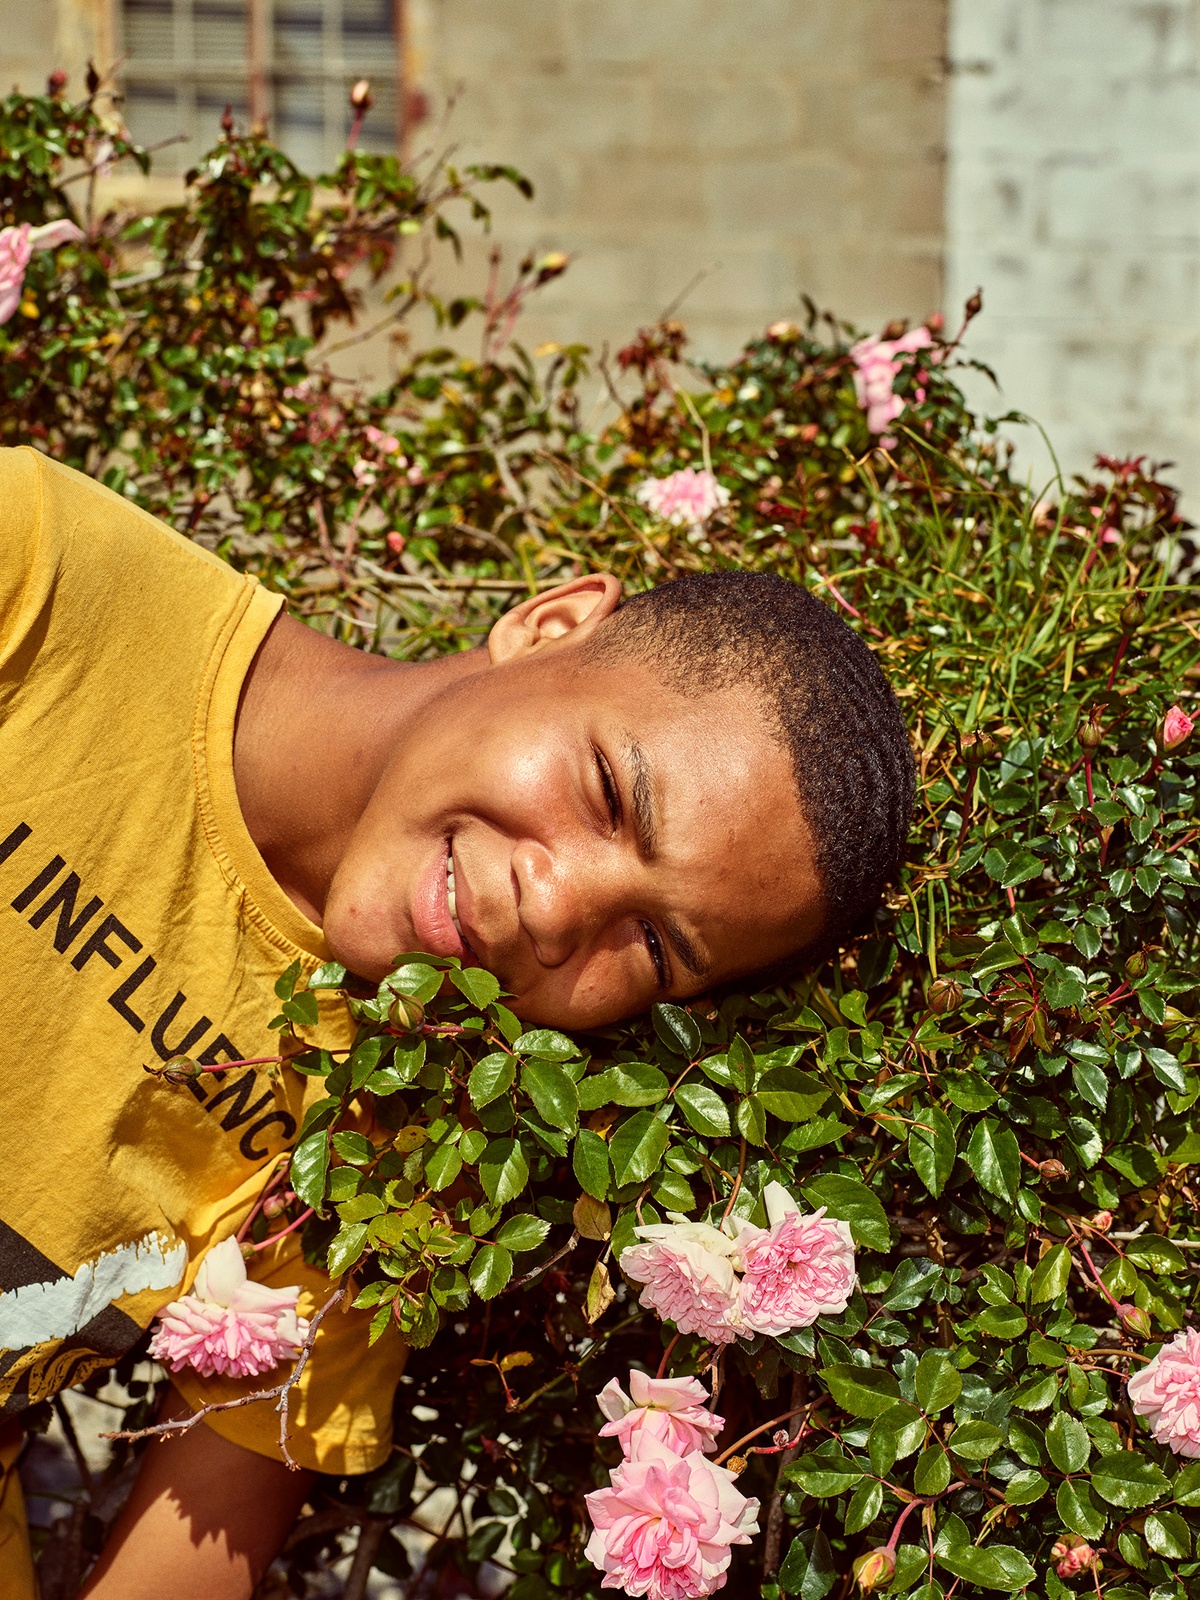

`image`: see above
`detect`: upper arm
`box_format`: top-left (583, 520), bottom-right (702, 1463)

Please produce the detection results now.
top-left (79, 1390), bottom-right (313, 1600)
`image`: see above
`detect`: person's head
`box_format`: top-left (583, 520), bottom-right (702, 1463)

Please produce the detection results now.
top-left (323, 569), bottom-right (913, 1027)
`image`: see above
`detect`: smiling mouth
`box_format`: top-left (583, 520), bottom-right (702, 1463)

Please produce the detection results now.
top-left (446, 842), bottom-right (474, 957)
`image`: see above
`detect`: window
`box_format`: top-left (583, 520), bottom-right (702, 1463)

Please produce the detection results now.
top-left (118, 0), bottom-right (403, 173)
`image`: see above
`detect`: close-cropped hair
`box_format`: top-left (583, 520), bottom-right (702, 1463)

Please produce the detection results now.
top-left (585, 570), bottom-right (915, 967)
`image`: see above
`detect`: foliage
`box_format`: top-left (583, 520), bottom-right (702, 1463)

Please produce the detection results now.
top-left (7, 80), bottom-right (1200, 1600)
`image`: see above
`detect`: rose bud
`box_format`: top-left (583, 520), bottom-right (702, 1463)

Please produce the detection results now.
top-left (47, 69), bottom-right (68, 97)
top-left (1078, 711), bottom-right (1104, 752)
top-left (161, 1056), bottom-right (202, 1085)
top-left (961, 731), bottom-right (998, 768)
top-left (1119, 1303), bottom-right (1151, 1339)
top-left (262, 1191), bottom-right (289, 1218)
top-left (724, 1455), bottom-right (748, 1475)
top-left (1160, 704), bottom-right (1195, 753)
top-left (853, 1548), bottom-right (897, 1591)
top-left (1039, 1158), bottom-right (1068, 1181)
top-left (240, 1241), bottom-right (256, 1261)
top-left (964, 289), bottom-right (983, 320)
top-left (926, 976), bottom-right (963, 1015)
top-left (1124, 949), bottom-right (1149, 982)
top-left (1090, 1210), bottom-right (1114, 1233)
top-left (535, 251), bottom-right (569, 284)
top-left (1120, 592), bottom-right (1146, 631)
top-left (767, 320), bottom-right (800, 341)
top-left (388, 994), bottom-right (425, 1032)
top-left (350, 78), bottom-right (373, 109)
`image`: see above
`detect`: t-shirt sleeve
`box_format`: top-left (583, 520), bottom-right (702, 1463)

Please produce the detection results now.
top-left (168, 1235), bottom-right (407, 1475)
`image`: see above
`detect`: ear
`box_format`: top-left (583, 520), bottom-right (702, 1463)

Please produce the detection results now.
top-left (488, 573), bottom-right (623, 665)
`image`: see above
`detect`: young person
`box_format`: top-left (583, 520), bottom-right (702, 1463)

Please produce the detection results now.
top-left (0, 447), bottom-right (913, 1598)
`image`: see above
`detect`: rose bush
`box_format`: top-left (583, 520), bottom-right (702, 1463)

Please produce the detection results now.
top-left (7, 74), bottom-right (1200, 1600)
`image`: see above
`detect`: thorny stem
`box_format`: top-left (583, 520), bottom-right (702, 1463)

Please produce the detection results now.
top-left (1084, 756), bottom-right (1095, 808)
top-left (250, 1207), bottom-right (315, 1252)
top-left (235, 1156), bottom-right (291, 1242)
top-left (1106, 632), bottom-right (1131, 691)
top-left (656, 1331), bottom-right (683, 1380)
top-left (721, 1138), bottom-right (748, 1227)
top-left (884, 1483), bottom-right (967, 1552)
top-left (715, 1405), bottom-right (812, 1465)
top-left (504, 1231), bottom-right (579, 1294)
top-left (1075, 1238), bottom-right (1126, 1319)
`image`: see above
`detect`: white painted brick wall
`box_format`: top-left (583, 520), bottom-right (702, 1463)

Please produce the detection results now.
top-left (946, 0), bottom-right (1200, 506)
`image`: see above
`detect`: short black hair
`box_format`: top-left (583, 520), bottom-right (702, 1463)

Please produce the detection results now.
top-left (586, 570), bottom-right (914, 966)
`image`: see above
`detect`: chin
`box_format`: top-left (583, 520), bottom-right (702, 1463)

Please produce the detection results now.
top-left (322, 908), bottom-right (403, 984)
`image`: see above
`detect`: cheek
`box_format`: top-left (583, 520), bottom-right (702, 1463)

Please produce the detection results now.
top-left (514, 939), bottom-right (650, 1027)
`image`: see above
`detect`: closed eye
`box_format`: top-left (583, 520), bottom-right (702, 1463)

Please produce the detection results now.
top-left (594, 747), bottom-right (622, 832)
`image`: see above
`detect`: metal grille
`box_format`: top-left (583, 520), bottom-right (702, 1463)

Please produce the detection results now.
top-left (118, 0), bottom-right (401, 173)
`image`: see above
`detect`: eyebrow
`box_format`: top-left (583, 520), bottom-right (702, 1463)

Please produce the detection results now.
top-left (624, 736), bottom-right (711, 983)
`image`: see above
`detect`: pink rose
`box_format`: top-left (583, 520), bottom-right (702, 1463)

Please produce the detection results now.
top-left (147, 1235), bottom-right (309, 1379)
top-left (1161, 704), bottom-right (1195, 753)
top-left (849, 326), bottom-right (934, 438)
top-left (1052, 1536), bottom-right (1101, 1579)
top-left (635, 468), bottom-right (730, 532)
top-left (620, 1220), bottom-right (743, 1345)
top-left (598, 1371), bottom-right (724, 1457)
top-left (364, 423), bottom-right (402, 454)
top-left (1128, 1326), bottom-right (1200, 1456)
top-left (585, 1434), bottom-right (759, 1599)
top-left (732, 1183), bottom-right (857, 1337)
top-left (0, 219), bottom-right (84, 324)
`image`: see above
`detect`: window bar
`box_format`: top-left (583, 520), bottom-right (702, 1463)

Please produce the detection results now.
top-left (174, 0), bottom-right (197, 154)
top-left (247, 0), bottom-right (273, 130)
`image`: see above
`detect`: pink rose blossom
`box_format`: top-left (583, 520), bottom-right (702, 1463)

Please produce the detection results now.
top-left (0, 220), bottom-right (84, 324)
top-left (731, 1183), bottom-right (857, 1337)
top-left (636, 468), bottom-right (730, 532)
top-left (585, 1434), bottom-right (759, 1599)
top-left (598, 1371), bottom-right (724, 1457)
top-left (147, 1235), bottom-right (309, 1379)
top-left (849, 326), bottom-right (934, 441)
top-left (1052, 1536), bottom-right (1101, 1579)
top-left (621, 1221), bottom-right (743, 1345)
top-left (1128, 1326), bottom-right (1200, 1456)
top-left (1162, 704), bottom-right (1195, 753)
top-left (364, 424), bottom-right (402, 454)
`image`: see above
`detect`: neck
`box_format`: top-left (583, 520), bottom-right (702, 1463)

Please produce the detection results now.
top-left (233, 615), bottom-right (487, 922)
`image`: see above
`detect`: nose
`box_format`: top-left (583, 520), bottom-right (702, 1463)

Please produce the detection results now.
top-left (511, 837), bottom-right (633, 968)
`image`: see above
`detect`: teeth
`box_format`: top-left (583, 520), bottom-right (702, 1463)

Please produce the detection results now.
top-left (446, 849), bottom-right (461, 936)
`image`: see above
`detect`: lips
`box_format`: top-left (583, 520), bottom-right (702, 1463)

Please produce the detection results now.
top-left (410, 839), bottom-right (467, 960)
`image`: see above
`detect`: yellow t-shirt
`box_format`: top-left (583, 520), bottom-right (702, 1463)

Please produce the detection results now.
top-left (0, 447), bottom-right (404, 1473)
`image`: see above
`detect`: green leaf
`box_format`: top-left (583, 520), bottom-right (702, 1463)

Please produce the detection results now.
top-left (385, 961), bottom-right (443, 1003)
top-left (1030, 1243), bottom-right (1072, 1302)
top-left (579, 1062), bottom-right (669, 1109)
top-left (469, 1052), bottom-right (515, 1108)
top-left (308, 960), bottom-right (347, 989)
top-left (1045, 1411), bottom-right (1091, 1474)
top-left (936, 1544), bottom-right (1036, 1590)
top-left (425, 1142), bottom-right (463, 1192)
top-left (916, 1350), bottom-right (962, 1414)
top-left (966, 1118), bottom-right (1021, 1203)
top-left (1056, 1479), bottom-right (1106, 1540)
top-left (801, 1174), bottom-right (890, 1251)
top-left (1145, 1509), bottom-right (1191, 1559)
top-left (348, 1035), bottom-right (387, 1092)
top-left (844, 1477), bottom-right (883, 1534)
top-left (948, 1420), bottom-right (1004, 1461)
top-left (1090, 1451), bottom-right (1171, 1508)
top-left (735, 1095), bottom-right (768, 1146)
top-left (839, 989), bottom-right (868, 1026)
top-left (819, 1363), bottom-right (902, 1418)
top-left (777, 1529), bottom-right (836, 1600)
top-left (573, 1128), bottom-right (611, 1200)
top-left (782, 1450), bottom-right (864, 1497)
top-left (1003, 1469), bottom-right (1048, 1505)
top-left (495, 1213), bottom-right (551, 1252)
top-left (673, 1080), bottom-right (731, 1137)
top-left (274, 957), bottom-right (302, 1000)
top-left (327, 1221), bottom-right (369, 1276)
top-left (468, 1242), bottom-right (513, 1299)
top-left (726, 1034), bottom-right (755, 1093)
top-left (909, 1105), bottom-right (957, 1197)
top-left (521, 1060), bottom-right (580, 1131)
top-left (652, 1002), bottom-right (701, 1058)
top-left (609, 1110), bottom-right (671, 1187)
top-left (1174, 1461), bottom-right (1200, 1506)
top-left (975, 1305), bottom-right (1028, 1340)
top-left (291, 1128), bottom-right (330, 1213)
top-left (1125, 1235), bottom-right (1187, 1273)
top-left (282, 990), bottom-right (319, 1027)
top-left (868, 1402), bottom-right (926, 1472)
top-left (450, 966), bottom-right (501, 1008)
top-left (914, 1443), bottom-right (952, 1496)
top-left (332, 1130), bottom-right (375, 1167)
top-left (514, 1028), bottom-right (579, 1061)
top-left (478, 1138), bottom-right (530, 1206)
top-left (755, 1065), bottom-right (829, 1122)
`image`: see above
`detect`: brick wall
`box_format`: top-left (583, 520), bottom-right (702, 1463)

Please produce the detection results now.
top-left (946, 0), bottom-right (1200, 506)
top-left (413, 0), bottom-right (947, 363)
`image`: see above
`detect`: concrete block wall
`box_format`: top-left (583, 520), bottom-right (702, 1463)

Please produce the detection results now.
top-left (945, 0), bottom-right (1200, 505)
top-left (411, 0), bottom-right (948, 364)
